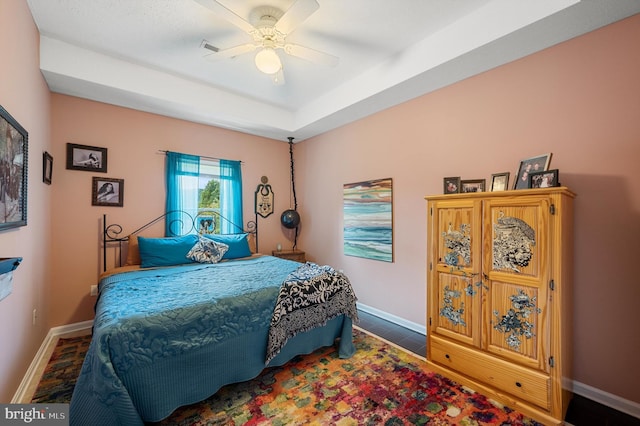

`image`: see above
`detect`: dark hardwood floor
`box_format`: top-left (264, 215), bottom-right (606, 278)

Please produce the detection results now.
top-left (356, 310), bottom-right (639, 426)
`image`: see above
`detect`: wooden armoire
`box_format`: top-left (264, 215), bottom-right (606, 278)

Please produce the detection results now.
top-left (425, 187), bottom-right (574, 425)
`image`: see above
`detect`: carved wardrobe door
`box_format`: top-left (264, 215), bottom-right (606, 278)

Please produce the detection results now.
top-left (482, 195), bottom-right (551, 372)
top-left (428, 199), bottom-right (482, 348)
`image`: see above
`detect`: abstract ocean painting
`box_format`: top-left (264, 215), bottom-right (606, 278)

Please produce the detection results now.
top-left (343, 178), bottom-right (393, 262)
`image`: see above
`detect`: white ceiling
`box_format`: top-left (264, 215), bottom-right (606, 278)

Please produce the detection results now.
top-left (27, 0), bottom-right (640, 142)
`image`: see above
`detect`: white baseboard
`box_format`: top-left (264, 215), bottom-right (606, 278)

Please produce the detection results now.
top-left (357, 304), bottom-right (639, 420)
top-left (571, 380), bottom-right (640, 419)
top-left (11, 320), bottom-right (93, 403)
top-left (357, 302), bottom-right (426, 335)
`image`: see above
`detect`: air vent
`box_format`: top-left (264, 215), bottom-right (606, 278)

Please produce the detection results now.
top-left (200, 40), bottom-right (219, 52)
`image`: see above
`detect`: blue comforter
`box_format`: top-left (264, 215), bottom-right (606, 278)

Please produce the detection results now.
top-left (70, 256), bottom-right (355, 425)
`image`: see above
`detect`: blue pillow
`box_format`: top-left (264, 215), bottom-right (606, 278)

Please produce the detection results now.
top-left (203, 233), bottom-right (252, 259)
top-left (137, 234), bottom-right (199, 268)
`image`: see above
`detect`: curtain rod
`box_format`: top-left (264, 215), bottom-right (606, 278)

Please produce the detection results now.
top-left (157, 150), bottom-right (244, 164)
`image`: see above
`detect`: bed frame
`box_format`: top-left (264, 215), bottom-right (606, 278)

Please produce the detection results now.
top-left (102, 210), bottom-right (257, 272)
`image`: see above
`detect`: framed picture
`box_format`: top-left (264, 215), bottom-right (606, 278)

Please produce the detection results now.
top-left (529, 169), bottom-right (559, 189)
top-left (343, 178), bottom-right (393, 262)
top-left (0, 104), bottom-right (28, 231)
top-left (461, 179), bottom-right (486, 193)
top-left (67, 143), bottom-right (107, 172)
top-left (490, 172), bottom-right (510, 192)
top-left (514, 153), bottom-right (552, 189)
top-left (43, 152), bottom-right (53, 185)
top-left (443, 176), bottom-right (461, 194)
top-left (92, 177), bottom-right (124, 207)
top-left (197, 216), bottom-right (215, 234)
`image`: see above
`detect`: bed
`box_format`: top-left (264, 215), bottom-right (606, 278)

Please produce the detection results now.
top-left (69, 212), bottom-right (358, 426)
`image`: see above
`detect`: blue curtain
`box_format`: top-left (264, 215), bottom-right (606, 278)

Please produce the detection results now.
top-left (165, 152), bottom-right (200, 236)
top-left (220, 159), bottom-right (243, 234)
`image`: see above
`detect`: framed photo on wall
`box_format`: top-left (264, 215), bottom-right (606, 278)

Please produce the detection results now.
top-left (67, 143), bottom-right (108, 172)
top-left (461, 179), bottom-right (486, 193)
top-left (92, 177), bottom-right (124, 207)
top-left (443, 176), bottom-right (461, 194)
top-left (514, 153), bottom-right (552, 189)
top-left (43, 152), bottom-right (53, 185)
top-left (0, 104), bottom-right (28, 231)
top-left (490, 172), bottom-right (510, 191)
top-left (529, 169), bottom-right (559, 188)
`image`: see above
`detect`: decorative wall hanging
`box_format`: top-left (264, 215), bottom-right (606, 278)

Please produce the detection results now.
top-left (281, 137), bottom-right (301, 249)
top-left (0, 104), bottom-right (28, 231)
top-left (43, 152), bottom-right (53, 185)
top-left (343, 177), bottom-right (393, 262)
top-left (492, 212), bottom-right (535, 272)
top-left (513, 153), bottom-right (552, 189)
top-left (92, 177), bottom-right (124, 207)
top-left (255, 176), bottom-right (274, 218)
top-left (66, 143), bottom-right (108, 172)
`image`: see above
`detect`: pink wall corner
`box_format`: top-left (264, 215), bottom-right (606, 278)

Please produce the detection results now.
top-left (297, 14), bottom-right (640, 403)
top-left (0, 1), bottom-right (52, 402)
top-left (49, 95), bottom-right (294, 326)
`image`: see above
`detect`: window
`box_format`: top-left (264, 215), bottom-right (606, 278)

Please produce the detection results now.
top-left (165, 152), bottom-right (243, 236)
top-left (196, 159), bottom-right (221, 234)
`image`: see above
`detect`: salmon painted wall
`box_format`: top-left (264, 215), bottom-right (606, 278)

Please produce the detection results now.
top-left (0, 1), bottom-right (52, 402)
top-left (296, 15), bottom-right (640, 404)
top-left (4, 0), bottom-right (638, 410)
top-left (49, 95), bottom-right (295, 327)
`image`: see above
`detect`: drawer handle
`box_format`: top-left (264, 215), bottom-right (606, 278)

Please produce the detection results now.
top-left (515, 382), bottom-right (522, 388)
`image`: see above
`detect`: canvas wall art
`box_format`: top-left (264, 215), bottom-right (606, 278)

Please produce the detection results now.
top-left (343, 178), bottom-right (393, 262)
top-left (0, 105), bottom-right (28, 231)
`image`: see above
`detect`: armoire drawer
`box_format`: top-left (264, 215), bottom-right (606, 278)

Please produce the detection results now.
top-left (430, 336), bottom-right (550, 410)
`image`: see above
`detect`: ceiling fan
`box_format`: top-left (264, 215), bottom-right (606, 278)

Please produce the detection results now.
top-left (195, 0), bottom-right (339, 85)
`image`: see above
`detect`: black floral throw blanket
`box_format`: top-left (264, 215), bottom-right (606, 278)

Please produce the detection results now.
top-left (266, 262), bottom-right (359, 364)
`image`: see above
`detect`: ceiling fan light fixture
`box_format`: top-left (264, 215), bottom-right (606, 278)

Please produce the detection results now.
top-left (255, 48), bottom-right (282, 74)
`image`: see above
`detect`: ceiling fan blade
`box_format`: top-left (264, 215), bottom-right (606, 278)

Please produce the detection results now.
top-left (204, 43), bottom-right (257, 60)
top-left (274, 0), bottom-right (319, 34)
top-left (194, 0), bottom-right (255, 33)
top-left (284, 44), bottom-right (339, 67)
top-left (272, 68), bottom-right (285, 86)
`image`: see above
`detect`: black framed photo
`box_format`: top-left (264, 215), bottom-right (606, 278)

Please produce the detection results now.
top-left (443, 176), bottom-right (461, 194)
top-left (490, 172), bottom-right (510, 192)
top-left (529, 169), bottom-right (559, 189)
top-left (0, 104), bottom-right (28, 231)
top-left (92, 177), bottom-right (124, 207)
top-left (461, 179), bottom-right (486, 193)
top-left (67, 143), bottom-right (107, 172)
top-left (514, 153), bottom-right (552, 189)
top-left (43, 152), bottom-right (53, 185)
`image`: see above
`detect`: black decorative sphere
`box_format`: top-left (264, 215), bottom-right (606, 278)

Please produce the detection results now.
top-left (280, 209), bottom-right (300, 229)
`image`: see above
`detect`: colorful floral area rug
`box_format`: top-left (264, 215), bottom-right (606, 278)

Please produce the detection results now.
top-left (31, 335), bottom-right (90, 404)
top-left (33, 329), bottom-right (542, 425)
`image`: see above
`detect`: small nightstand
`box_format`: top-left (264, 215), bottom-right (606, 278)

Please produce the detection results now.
top-left (272, 250), bottom-right (306, 263)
